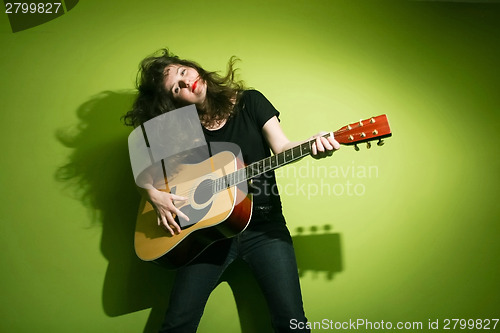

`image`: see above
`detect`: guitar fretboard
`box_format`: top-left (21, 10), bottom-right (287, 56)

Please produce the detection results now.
top-left (213, 133), bottom-right (331, 193)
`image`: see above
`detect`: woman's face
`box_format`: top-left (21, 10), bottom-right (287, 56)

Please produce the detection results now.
top-left (163, 64), bottom-right (207, 107)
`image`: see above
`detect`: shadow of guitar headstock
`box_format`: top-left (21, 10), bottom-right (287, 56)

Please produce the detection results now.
top-left (220, 224), bottom-right (342, 333)
top-left (293, 225), bottom-right (342, 280)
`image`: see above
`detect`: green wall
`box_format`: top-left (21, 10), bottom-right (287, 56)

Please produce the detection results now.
top-left (1, 1), bottom-right (499, 332)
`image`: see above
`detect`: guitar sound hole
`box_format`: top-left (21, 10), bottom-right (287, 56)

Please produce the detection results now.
top-left (193, 179), bottom-right (214, 205)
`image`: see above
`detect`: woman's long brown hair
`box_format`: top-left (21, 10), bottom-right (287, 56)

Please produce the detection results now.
top-left (122, 48), bottom-right (245, 127)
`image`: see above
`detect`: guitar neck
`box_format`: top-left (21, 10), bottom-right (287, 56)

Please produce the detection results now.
top-left (213, 133), bottom-right (331, 193)
top-left (213, 114), bottom-right (392, 193)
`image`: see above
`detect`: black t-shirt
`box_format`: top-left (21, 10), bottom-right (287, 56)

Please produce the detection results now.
top-left (202, 90), bottom-right (282, 209)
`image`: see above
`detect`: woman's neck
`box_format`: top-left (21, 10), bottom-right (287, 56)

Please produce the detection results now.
top-left (199, 92), bottom-right (237, 131)
top-left (203, 118), bottom-right (227, 131)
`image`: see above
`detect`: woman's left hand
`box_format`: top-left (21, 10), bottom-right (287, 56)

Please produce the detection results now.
top-left (311, 132), bottom-right (340, 159)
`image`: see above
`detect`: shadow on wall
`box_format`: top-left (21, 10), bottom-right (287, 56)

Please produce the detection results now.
top-left (55, 91), bottom-right (342, 333)
top-left (54, 91), bottom-right (172, 331)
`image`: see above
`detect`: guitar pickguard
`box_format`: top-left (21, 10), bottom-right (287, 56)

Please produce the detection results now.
top-left (171, 180), bottom-right (215, 228)
top-left (177, 203), bottom-right (213, 228)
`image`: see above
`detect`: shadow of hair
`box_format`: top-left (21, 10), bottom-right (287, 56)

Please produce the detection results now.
top-left (54, 91), bottom-right (173, 331)
top-left (54, 90), bottom-right (343, 332)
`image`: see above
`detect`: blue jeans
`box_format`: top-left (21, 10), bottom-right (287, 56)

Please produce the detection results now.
top-left (159, 209), bottom-right (309, 333)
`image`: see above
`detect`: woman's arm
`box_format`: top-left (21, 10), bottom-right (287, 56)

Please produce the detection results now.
top-left (135, 167), bottom-right (187, 236)
top-left (137, 187), bottom-right (187, 235)
top-left (262, 116), bottom-right (340, 157)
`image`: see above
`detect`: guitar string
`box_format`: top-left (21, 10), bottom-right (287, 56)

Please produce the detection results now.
top-left (163, 139), bottom-right (315, 198)
top-left (158, 138), bottom-right (313, 198)
top-left (156, 125), bottom-right (385, 198)
top-left (160, 155), bottom-right (291, 198)
top-left (159, 169), bottom-right (247, 198)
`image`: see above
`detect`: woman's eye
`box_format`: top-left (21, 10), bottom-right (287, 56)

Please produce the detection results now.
top-left (181, 69), bottom-right (186, 75)
top-left (174, 87), bottom-right (179, 94)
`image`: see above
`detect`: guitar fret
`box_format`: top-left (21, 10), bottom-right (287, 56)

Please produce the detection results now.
top-left (251, 163), bottom-right (258, 177)
top-left (301, 142), bottom-right (311, 154)
top-left (234, 170), bottom-right (240, 184)
top-left (264, 157), bottom-right (270, 172)
top-left (271, 155), bottom-right (277, 168)
top-left (277, 153), bottom-right (284, 166)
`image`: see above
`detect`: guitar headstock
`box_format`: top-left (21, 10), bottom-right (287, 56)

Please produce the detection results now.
top-left (334, 114), bottom-right (392, 150)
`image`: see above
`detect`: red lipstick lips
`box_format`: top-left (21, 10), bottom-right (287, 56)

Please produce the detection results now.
top-left (192, 80), bottom-right (198, 92)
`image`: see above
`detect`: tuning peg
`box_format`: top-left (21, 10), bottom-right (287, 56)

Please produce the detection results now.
top-left (354, 144), bottom-right (360, 151)
top-left (377, 139), bottom-right (385, 146)
top-left (366, 142), bottom-right (371, 149)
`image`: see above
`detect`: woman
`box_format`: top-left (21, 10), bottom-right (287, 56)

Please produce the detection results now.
top-left (123, 49), bottom-right (339, 333)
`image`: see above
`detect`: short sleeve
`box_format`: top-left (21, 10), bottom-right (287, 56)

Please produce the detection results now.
top-left (241, 90), bottom-right (280, 129)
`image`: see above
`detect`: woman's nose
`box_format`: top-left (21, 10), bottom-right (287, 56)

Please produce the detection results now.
top-left (179, 80), bottom-right (190, 89)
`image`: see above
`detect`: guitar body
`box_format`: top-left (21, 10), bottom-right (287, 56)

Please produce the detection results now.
top-left (134, 151), bottom-right (253, 269)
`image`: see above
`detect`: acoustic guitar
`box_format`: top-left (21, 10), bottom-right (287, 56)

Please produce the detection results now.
top-left (134, 115), bottom-right (392, 268)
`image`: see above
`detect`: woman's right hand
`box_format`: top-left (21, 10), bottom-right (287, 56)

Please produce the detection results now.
top-left (146, 188), bottom-right (189, 236)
